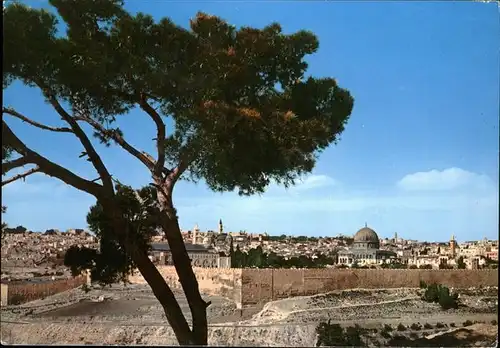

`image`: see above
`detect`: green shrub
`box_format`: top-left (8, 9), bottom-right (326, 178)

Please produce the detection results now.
top-left (419, 280), bottom-right (427, 289)
top-left (491, 320), bottom-right (497, 325)
top-left (383, 324), bottom-right (393, 332)
top-left (381, 331), bottom-right (391, 339)
top-left (449, 323), bottom-right (455, 327)
top-left (423, 323), bottom-right (433, 329)
top-left (397, 323), bottom-right (407, 331)
top-left (410, 323), bottom-right (422, 331)
top-left (435, 322), bottom-right (445, 328)
top-left (463, 320), bottom-right (473, 327)
top-left (409, 332), bottom-right (418, 339)
top-left (422, 283), bottom-right (459, 310)
top-left (344, 326), bottom-right (363, 346)
top-left (315, 322), bottom-right (364, 347)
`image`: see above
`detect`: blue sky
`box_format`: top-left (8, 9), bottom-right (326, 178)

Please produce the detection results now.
top-left (2, 1), bottom-right (499, 242)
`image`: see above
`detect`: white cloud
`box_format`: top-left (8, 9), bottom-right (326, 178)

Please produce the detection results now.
top-left (292, 174), bottom-right (337, 191)
top-left (396, 168), bottom-right (494, 192)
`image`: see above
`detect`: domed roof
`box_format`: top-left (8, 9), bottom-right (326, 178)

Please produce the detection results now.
top-left (354, 226), bottom-right (379, 243)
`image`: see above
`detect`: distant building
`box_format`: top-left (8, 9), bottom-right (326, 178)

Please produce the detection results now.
top-left (150, 242), bottom-right (229, 268)
top-left (338, 225), bottom-right (397, 266)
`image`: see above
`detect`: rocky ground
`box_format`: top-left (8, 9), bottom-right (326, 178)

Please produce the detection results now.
top-left (1, 284), bottom-right (498, 346)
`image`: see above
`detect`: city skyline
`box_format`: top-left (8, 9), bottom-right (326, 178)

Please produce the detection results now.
top-left (2, 1), bottom-right (499, 241)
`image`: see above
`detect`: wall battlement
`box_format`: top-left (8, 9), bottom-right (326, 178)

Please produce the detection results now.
top-left (129, 267), bottom-right (498, 307)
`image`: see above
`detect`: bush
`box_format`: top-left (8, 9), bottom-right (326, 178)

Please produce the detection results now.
top-left (344, 326), bottom-right (363, 346)
top-left (397, 323), bottom-right (407, 331)
top-left (383, 324), bottom-right (393, 332)
top-left (410, 323), bottom-right (422, 331)
top-left (491, 320), bottom-right (497, 325)
top-left (419, 280), bottom-right (427, 289)
top-left (409, 332), bottom-right (418, 339)
top-left (436, 322), bottom-right (445, 328)
top-left (463, 320), bottom-right (473, 327)
top-left (381, 331), bottom-right (391, 339)
top-left (449, 322), bottom-right (455, 327)
top-left (315, 321), bottom-right (364, 347)
top-left (423, 323), bottom-right (433, 329)
top-left (422, 283), bottom-right (459, 310)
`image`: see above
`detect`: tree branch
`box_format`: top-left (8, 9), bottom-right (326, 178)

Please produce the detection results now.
top-left (3, 107), bottom-right (73, 133)
top-left (74, 115), bottom-right (156, 172)
top-left (2, 156), bottom-right (30, 174)
top-left (40, 89), bottom-right (114, 194)
top-left (2, 166), bottom-right (40, 186)
top-left (2, 120), bottom-right (104, 197)
top-left (139, 94), bottom-right (166, 177)
top-left (167, 159), bottom-right (189, 188)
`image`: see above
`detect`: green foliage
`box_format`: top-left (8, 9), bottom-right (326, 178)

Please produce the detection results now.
top-left (418, 264), bottom-right (432, 269)
top-left (438, 263), bottom-right (453, 269)
top-left (457, 256), bottom-right (466, 269)
top-left (421, 283), bottom-right (459, 310)
top-left (3, 0), bottom-right (354, 197)
top-left (231, 246), bottom-right (336, 268)
top-left (383, 324), bottom-right (393, 332)
top-left (64, 184), bottom-right (161, 285)
top-left (463, 320), bottom-right (473, 327)
top-left (435, 322), bottom-right (445, 328)
top-left (315, 321), bottom-right (364, 347)
top-left (491, 320), bottom-right (497, 325)
top-left (419, 280), bottom-right (427, 289)
top-left (410, 323), bottom-right (422, 331)
top-left (380, 331), bottom-right (391, 339)
top-left (409, 264), bottom-right (418, 269)
top-left (423, 323), bottom-right (433, 329)
top-left (397, 323), bottom-right (407, 331)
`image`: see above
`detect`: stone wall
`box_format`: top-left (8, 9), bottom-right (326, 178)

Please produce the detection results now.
top-left (128, 266), bottom-right (243, 308)
top-left (128, 267), bottom-right (498, 308)
top-left (241, 269), bottom-right (499, 306)
top-left (4, 275), bottom-right (87, 305)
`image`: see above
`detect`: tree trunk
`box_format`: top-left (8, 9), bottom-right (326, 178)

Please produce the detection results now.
top-left (155, 180), bottom-right (209, 346)
top-left (102, 199), bottom-right (197, 345)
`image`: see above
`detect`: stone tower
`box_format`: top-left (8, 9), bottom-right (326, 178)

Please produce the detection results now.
top-left (218, 219), bottom-right (223, 234)
top-left (450, 234), bottom-right (457, 258)
top-left (192, 224), bottom-right (199, 244)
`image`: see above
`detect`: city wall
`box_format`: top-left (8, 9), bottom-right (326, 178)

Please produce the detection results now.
top-left (2, 274), bottom-right (87, 306)
top-left (129, 268), bottom-right (497, 308)
top-left (241, 269), bottom-right (499, 306)
top-left (128, 266), bottom-right (243, 308)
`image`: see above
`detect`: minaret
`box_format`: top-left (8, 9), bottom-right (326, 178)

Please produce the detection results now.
top-left (192, 224), bottom-right (199, 244)
top-left (450, 234), bottom-right (457, 258)
top-left (394, 232), bottom-right (398, 243)
top-left (219, 219), bottom-right (224, 234)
